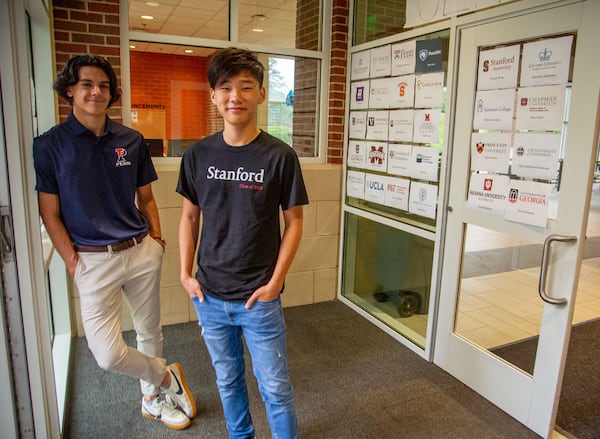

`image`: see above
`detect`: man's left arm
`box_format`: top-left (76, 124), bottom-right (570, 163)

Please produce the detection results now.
top-left (245, 205), bottom-right (304, 309)
top-left (137, 183), bottom-right (164, 249)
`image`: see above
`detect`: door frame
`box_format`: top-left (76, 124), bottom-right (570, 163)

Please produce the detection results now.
top-left (434, 1), bottom-right (600, 437)
top-left (0, 0), bottom-right (61, 436)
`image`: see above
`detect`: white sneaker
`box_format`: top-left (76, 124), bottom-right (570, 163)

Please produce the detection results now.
top-left (141, 395), bottom-right (191, 430)
top-left (162, 362), bottom-right (197, 418)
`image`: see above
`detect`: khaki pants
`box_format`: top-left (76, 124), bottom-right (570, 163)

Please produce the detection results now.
top-left (75, 235), bottom-right (166, 396)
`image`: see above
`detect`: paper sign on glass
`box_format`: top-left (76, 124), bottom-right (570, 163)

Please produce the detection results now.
top-left (383, 175), bottom-right (410, 210)
top-left (346, 170), bottom-right (365, 199)
top-left (347, 140), bottom-right (368, 169)
top-left (470, 132), bottom-right (511, 173)
top-left (388, 109), bottom-right (414, 142)
top-left (350, 80), bottom-right (370, 110)
top-left (387, 143), bottom-right (412, 177)
top-left (467, 172), bottom-right (509, 216)
top-left (415, 39), bottom-right (443, 72)
top-left (409, 181), bottom-right (438, 219)
top-left (366, 111), bottom-right (389, 140)
top-left (370, 45), bottom-right (391, 78)
top-left (391, 40), bottom-right (416, 76)
top-left (348, 111), bottom-right (367, 139)
top-left (520, 35), bottom-right (573, 87)
top-left (415, 72), bottom-right (444, 108)
top-left (410, 146), bottom-right (439, 182)
top-left (364, 173), bottom-right (386, 204)
top-left (473, 89), bottom-right (515, 131)
top-left (504, 179), bottom-right (552, 228)
top-left (477, 44), bottom-right (520, 91)
top-left (512, 133), bottom-right (561, 180)
top-left (413, 109), bottom-right (441, 144)
top-left (515, 85), bottom-right (566, 131)
top-left (364, 141), bottom-right (388, 172)
top-left (351, 50), bottom-right (370, 80)
top-left (369, 76), bottom-right (414, 109)
top-left (369, 78), bottom-right (406, 108)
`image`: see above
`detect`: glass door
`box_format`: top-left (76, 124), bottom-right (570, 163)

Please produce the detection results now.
top-left (434, 1), bottom-right (600, 437)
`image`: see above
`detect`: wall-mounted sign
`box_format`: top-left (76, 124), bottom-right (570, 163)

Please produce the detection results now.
top-left (473, 89), bottom-right (515, 131)
top-left (467, 172), bottom-right (509, 216)
top-left (515, 84), bottom-right (566, 131)
top-left (504, 179), bottom-right (552, 228)
top-left (351, 50), bottom-right (370, 80)
top-left (477, 44), bottom-right (520, 91)
top-left (408, 181), bottom-right (438, 219)
top-left (349, 111), bottom-right (367, 139)
top-left (470, 132), bottom-right (511, 173)
top-left (520, 35), bottom-right (573, 87)
top-left (366, 111), bottom-right (389, 140)
top-left (370, 45), bottom-right (391, 78)
top-left (415, 38), bottom-right (443, 72)
top-left (512, 132), bottom-right (561, 179)
top-left (350, 80), bottom-right (370, 110)
top-left (392, 40), bottom-right (416, 76)
top-left (388, 109), bottom-right (414, 142)
top-left (346, 170), bottom-right (365, 199)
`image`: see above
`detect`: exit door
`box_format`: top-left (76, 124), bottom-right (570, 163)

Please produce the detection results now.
top-left (434, 1), bottom-right (600, 437)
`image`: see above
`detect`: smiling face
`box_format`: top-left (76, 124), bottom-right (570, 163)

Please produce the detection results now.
top-left (210, 70), bottom-right (266, 130)
top-left (67, 65), bottom-right (111, 121)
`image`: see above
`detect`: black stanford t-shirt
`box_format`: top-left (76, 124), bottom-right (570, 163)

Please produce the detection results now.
top-left (177, 130), bottom-right (308, 301)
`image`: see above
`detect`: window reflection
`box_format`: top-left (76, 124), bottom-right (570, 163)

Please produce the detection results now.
top-left (129, 45), bottom-right (320, 157)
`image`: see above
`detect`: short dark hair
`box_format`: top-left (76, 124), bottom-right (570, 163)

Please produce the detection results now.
top-left (53, 54), bottom-right (122, 107)
top-left (207, 47), bottom-right (265, 89)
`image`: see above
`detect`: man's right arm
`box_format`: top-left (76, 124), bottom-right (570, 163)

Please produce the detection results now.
top-left (178, 197), bottom-right (203, 300)
top-left (38, 192), bottom-right (79, 277)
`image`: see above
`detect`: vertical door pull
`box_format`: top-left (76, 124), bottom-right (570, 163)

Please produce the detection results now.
top-left (538, 234), bottom-right (576, 305)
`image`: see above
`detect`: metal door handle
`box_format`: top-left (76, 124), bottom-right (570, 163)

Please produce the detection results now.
top-left (538, 234), bottom-right (576, 305)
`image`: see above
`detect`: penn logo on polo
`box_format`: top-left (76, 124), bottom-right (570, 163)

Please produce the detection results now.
top-left (115, 148), bottom-right (131, 167)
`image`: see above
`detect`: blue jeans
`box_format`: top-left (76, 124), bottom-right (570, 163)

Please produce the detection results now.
top-left (192, 294), bottom-right (298, 439)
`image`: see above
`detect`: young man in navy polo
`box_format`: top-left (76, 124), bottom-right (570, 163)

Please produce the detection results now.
top-left (33, 54), bottom-right (196, 430)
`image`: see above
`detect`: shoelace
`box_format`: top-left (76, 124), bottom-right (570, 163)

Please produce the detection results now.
top-left (163, 393), bottom-right (178, 410)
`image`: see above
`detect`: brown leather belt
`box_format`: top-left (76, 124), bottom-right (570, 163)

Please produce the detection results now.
top-left (74, 231), bottom-right (148, 253)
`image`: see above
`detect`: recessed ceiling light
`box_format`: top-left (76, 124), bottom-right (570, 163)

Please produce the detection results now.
top-left (252, 28), bottom-right (264, 33)
top-left (141, 15), bottom-right (154, 20)
top-left (130, 45), bottom-right (136, 49)
top-left (185, 49), bottom-right (194, 53)
top-left (146, 1), bottom-right (160, 6)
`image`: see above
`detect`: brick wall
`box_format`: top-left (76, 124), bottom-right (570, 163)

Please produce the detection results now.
top-left (52, 0), bottom-right (121, 122)
top-left (328, 0), bottom-right (349, 165)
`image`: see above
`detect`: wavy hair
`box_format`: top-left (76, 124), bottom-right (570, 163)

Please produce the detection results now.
top-left (53, 54), bottom-right (122, 107)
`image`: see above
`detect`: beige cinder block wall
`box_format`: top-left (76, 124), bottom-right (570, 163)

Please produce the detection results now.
top-left (72, 163), bottom-right (342, 335)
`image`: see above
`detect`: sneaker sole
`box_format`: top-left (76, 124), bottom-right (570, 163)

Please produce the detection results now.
top-left (142, 410), bottom-right (191, 430)
top-left (171, 362), bottom-right (197, 418)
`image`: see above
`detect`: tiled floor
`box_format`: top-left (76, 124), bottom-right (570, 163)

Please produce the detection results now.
top-left (455, 185), bottom-right (600, 351)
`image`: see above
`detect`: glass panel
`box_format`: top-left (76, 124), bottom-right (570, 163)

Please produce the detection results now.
top-left (238, 0), bottom-right (320, 50)
top-left (353, 0), bottom-right (407, 46)
top-left (456, 225), bottom-right (544, 375)
top-left (341, 212), bottom-right (433, 348)
top-left (128, 1), bottom-right (229, 41)
top-left (572, 163), bottom-right (600, 324)
top-left (129, 45), bottom-right (320, 158)
top-left (345, 29), bottom-right (449, 232)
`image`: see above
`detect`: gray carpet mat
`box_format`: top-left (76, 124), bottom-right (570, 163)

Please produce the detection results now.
top-left (63, 301), bottom-right (541, 438)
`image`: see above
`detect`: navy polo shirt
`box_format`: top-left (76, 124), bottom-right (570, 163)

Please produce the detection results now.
top-left (33, 112), bottom-right (157, 246)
